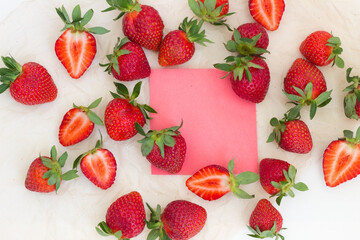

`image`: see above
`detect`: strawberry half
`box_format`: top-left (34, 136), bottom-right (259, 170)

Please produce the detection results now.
top-left (186, 159), bottom-right (259, 201)
top-left (59, 98), bottom-right (104, 146)
top-left (55, 5), bottom-right (109, 79)
top-left (248, 0), bottom-right (285, 31)
top-left (323, 127), bottom-right (360, 187)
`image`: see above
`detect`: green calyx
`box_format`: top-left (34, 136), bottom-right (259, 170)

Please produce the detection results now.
top-left (56, 5), bottom-right (110, 34)
top-left (74, 97), bottom-right (104, 126)
top-left (248, 222), bottom-right (285, 240)
top-left (283, 82), bottom-right (332, 120)
top-left (42, 145), bottom-right (79, 192)
top-left (136, 121), bottom-right (183, 158)
top-left (326, 35), bottom-right (344, 69)
top-left (341, 126), bottom-right (360, 147)
top-left (270, 165), bottom-right (309, 206)
top-left (343, 68), bottom-right (360, 120)
top-left (145, 203), bottom-right (171, 240)
top-left (267, 114), bottom-right (295, 145)
top-left (179, 17), bottom-right (213, 46)
top-left (0, 56), bottom-right (23, 94)
top-left (96, 221), bottom-right (126, 240)
top-left (103, 0), bottom-right (142, 21)
top-left (99, 37), bottom-right (132, 75)
top-left (73, 133), bottom-right (104, 169)
top-left (110, 81), bottom-right (157, 120)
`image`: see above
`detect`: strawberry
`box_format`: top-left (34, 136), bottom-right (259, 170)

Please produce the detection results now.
top-left (234, 22), bottom-right (269, 50)
top-left (299, 30), bottom-right (344, 68)
top-left (248, 0), bottom-right (285, 31)
top-left (100, 37), bottom-right (150, 81)
top-left (73, 136), bottom-right (117, 190)
top-left (248, 199), bottom-right (285, 239)
top-left (0, 56), bottom-right (57, 105)
top-left (259, 158), bottom-right (308, 205)
top-left (55, 5), bottom-right (109, 79)
top-left (135, 121), bottom-right (187, 174)
top-left (323, 127), bottom-right (360, 187)
top-left (267, 115), bottom-right (313, 154)
top-left (214, 56), bottom-right (270, 103)
top-left (25, 146), bottom-right (78, 193)
top-left (186, 159), bottom-right (259, 201)
top-left (343, 68), bottom-right (360, 120)
top-left (59, 98), bottom-right (104, 146)
top-left (96, 191), bottom-right (146, 239)
top-left (146, 200), bottom-right (207, 240)
top-left (104, 81), bottom-right (156, 141)
top-left (158, 17), bottom-right (212, 67)
top-left (283, 58), bottom-right (332, 119)
top-left (104, 0), bottom-right (164, 51)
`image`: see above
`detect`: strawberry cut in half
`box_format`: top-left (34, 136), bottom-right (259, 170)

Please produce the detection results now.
top-left (186, 159), bottom-right (259, 201)
top-left (323, 127), bottom-right (360, 187)
top-left (55, 5), bottom-right (109, 79)
top-left (248, 0), bottom-right (285, 31)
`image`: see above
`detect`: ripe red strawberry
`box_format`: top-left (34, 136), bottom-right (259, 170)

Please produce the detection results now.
top-left (283, 58), bottom-right (332, 119)
top-left (299, 31), bottom-right (344, 68)
top-left (343, 68), bottom-right (360, 120)
top-left (104, 0), bottom-right (164, 51)
top-left (136, 121), bottom-right (186, 174)
top-left (323, 127), bottom-right (360, 187)
top-left (55, 5), bottom-right (109, 79)
top-left (235, 22), bottom-right (269, 50)
top-left (104, 81), bottom-right (156, 141)
top-left (158, 17), bottom-right (212, 67)
top-left (59, 98), bottom-right (104, 146)
top-left (248, 199), bottom-right (284, 239)
top-left (214, 56), bottom-right (270, 103)
top-left (25, 146), bottom-right (78, 193)
top-left (147, 200), bottom-right (207, 240)
top-left (267, 115), bottom-right (313, 154)
top-left (186, 159), bottom-right (259, 201)
top-left (96, 191), bottom-right (146, 239)
top-left (100, 37), bottom-right (150, 81)
top-left (259, 158), bottom-right (308, 205)
top-left (249, 0), bottom-right (285, 31)
top-left (0, 56), bottom-right (57, 105)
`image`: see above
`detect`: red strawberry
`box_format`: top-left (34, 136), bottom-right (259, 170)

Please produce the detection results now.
top-left (158, 17), bottom-right (212, 67)
top-left (136, 121), bottom-right (186, 174)
top-left (0, 56), bottom-right (57, 105)
top-left (248, 199), bottom-right (284, 239)
top-left (25, 146), bottom-right (78, 193)
top-left (299, 31), bottom-right (344, 68)
top-left (73, 136), bottom-right (117, 190)
top-left (249, 0), bottom-right (285, 31)
top-left (214, 56), bottom-right (270, 103)
top-left (100, 37), bottom-right (150, 81)
top-left (186, 159), bottom-right (259, 201)
top-left (147, 200), bottom-right (207, 240)
top-left (343, 68), bottom-right (360, 120)
top-left (267, 115), bottom-right (313, 154)
top-left (55, 5), bottom-right (109, 79)
top-left (96, 191), bottom-right (146, 239)
top-left (104, 81), bottom-right (156, 141)
top-left (59, 98), bottom-right (104, 146)
top-left (259, 158), bottom-right (308, 205)
top-left (104, 1), bottom-right (164, 51)
top-left (235, 22), bottom-right (269, 50)
top-left (323, 127), bottom-right (360, 187)
top-left (283, 58), bottom-right (332, 119)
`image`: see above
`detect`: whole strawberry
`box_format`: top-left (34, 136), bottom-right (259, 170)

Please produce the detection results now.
top-left (104, 0), bottom-right (164, 51)
top-left (259, 158), bottom-right (308, 205)
top-left (343, 68), bottom-right (360, 120)
top-left (25, 146), bottom-right (78, 193)
top-left (59, 98), bottom-right (104, 146)
top-left (100, 37), bottom-right (150, 81)
top-left (158, 17), bottom-right (212, 67)
top-left (248, 199), bottom-right (285, 239)
top-left (55, 5), bottom-right (109, 79)
top-left (136, 121), bottom-right (186, 174)
top-left (96, 191), bottom-right (146, 239)
top-left (267, 115), bottom-right (313, 154)
top-left (249, 0), bottom-right (285, 31)
top-left (300, 31), bottom-right (344, 68)
top-left (234, 22), bottom-right (269, 50)
top-left (104, 81), bottom-right (156, 141)
top-left (0, 56), bottom-right (57, 105)
top-left (147, 200), bottom-right (207, 240)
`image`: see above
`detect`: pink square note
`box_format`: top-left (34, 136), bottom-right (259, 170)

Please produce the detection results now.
top-left (149, 68), bottom-right (258, 175)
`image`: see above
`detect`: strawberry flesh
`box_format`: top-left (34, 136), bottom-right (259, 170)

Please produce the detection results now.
top-left (249, 0), bottom-right (285, 31)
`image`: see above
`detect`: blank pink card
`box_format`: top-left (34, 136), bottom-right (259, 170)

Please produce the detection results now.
top-left (149, 68), bottom-right (258, 175)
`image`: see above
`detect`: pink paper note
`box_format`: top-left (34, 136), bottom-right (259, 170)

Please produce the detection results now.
top-left (149, 68), bottom-right (258, 175)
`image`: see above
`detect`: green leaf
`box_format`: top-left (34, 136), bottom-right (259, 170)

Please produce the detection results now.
top-left (155, 137), bottom-right (165, 158)
top-left (163, 135), bottom-right (176, 147)
top-left (96, 222), bottom-right (112, 236)
top-left (213, 63), bottom-right (234, 72)
top-left (356, 126), bottom-right (360, 140)
top-left (135, 122), bottom-right (146, 136)
top-left (188, 0), bottom-right (201, 16)
top-left (310, 101), bottom-right (317, 120)
top-left (292, 86), bottom-right (306, 99)
top-left (283, 91), bottom-right (302, 102)
top-left (73, 153), bottom-right (85, 169)
top-left (227, 159), bottom-right (235, 172)
top-left (114, 230), bottom-right (123, 239)
top-left (87, 111), bottom-right (104, 126)
top-left (335, 55), bottom-right (345, 69)
top-left (0, 83), bottom-right (10, 93)
top-left (232, 188), bottom-right (254, 199)
top-left (50, 145), bottom-right (57, 161)
top-left (141, 138), bottom-right (155, 156)
top-left (288, 189), bottom-right (295, 198)
top-left (114, 82), bottom-right (129, 98)
top-left (293, 182), bottom-right (309, 191)
top-left (61, 169), bottom-right (79, 181)
top-left (147, 229), bottom-right (160, 240)
top-left (271, 181), bottom-right (282, 190)
top-left (267, 132), bottom-right (276, 143)
top-left (131, 81), bottom-right (142, 99)
top-left (81, 9), bottom-right (94, 27)
top-left (58, 152), bottom-right (68, 167)
top-left (344, 130), bottom-right (354, 139)
top-left (288, 104), bottom-right (302, 120)
top-left (47, 174), bottom-right (57, 186)
top-left (235, 171), bottom-right (259, 185)
top-left (42, 170), bottom-right (52, 179)
top-left (72, 4), bottom-right (82, 22)
top-left (41, 157), bottom-right (53, 169)
top-left (88, 97), bottom-right (102, 109)
top-left (87, 27), bottom-right (110, 35)
top-left (204, 0), bottom-right (216, 12)
top-left (287, 165), bottom-right (296, 181)
top-left (270, 118), bottom-right (279, 127)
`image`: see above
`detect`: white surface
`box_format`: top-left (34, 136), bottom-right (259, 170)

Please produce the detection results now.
top-left (1, 0), bottom-right (360, 239)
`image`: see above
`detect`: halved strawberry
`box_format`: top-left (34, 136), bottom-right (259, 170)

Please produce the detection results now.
top-left (248, 0), bottom-right (285, 31)
top-left (323, 127), bottom-right (360, 187)
top-left (186, 159), bottom-right (259, 201)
